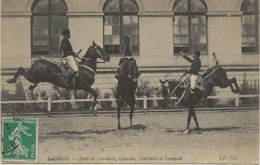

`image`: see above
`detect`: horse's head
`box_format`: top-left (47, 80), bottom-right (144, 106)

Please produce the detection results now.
top-left (159, 79), bottom-right (183, 98)
top-left (83, 41), bottom-right (110, 62)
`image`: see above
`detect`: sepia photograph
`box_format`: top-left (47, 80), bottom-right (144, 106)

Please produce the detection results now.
top-left (1, 0), bottom-right (259, 164)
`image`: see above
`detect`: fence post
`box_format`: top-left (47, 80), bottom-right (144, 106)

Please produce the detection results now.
top-left (93, 105), bottom-right (97, 117)
top-left (143, 96), bottom-right (147, 114)
top-left (47, 95), bottom-right (52, 117)
top-left (235, 94), bottom-right (239, 111)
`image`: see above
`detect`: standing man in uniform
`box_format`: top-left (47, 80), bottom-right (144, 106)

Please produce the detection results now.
top-left (60, 29), bottom-right (79, 85)
top-left (180, 50), bottom-right (201, 94)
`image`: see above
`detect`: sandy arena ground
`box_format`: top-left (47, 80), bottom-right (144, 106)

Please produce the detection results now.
top-left (3, 109), bottom-right (259, 164)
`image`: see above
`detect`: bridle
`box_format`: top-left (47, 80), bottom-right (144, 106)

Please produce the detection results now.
top-left (162, 73), bottom-right (187, 97)
top-left (80, 45), bottom-right (105, 63)
top-left (161, 80), bottom-right (187, 105)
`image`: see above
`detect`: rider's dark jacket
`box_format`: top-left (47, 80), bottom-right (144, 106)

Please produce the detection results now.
top-left (182, 55), bottom-right (201, 75)
top-left (60, 37), bottom-right (76, 57)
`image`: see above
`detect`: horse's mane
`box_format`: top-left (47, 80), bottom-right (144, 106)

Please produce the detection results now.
top-left (83, 45), bottom-right (93, 58)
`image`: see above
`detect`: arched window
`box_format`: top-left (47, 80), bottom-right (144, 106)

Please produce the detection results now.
top-left (173, 0), bottom-right (207, 54)
top-left (32, 0), bottom-right (68, 56)
top-left (241, 0), bottom-right (259, 54)
top-left (103, 0), bottom-right (139, 56)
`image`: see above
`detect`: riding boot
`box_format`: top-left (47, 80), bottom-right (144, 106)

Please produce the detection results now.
top-left (63, 72), bottom-right (72, 87)
top-left (64, 71), bottom-right (77, 87)
top-left (189, 88), bottom-right (196, 103)
top-left (72, 71), bottom-right (79, 87)
top-left (190, 88), bottom-right (195, 94)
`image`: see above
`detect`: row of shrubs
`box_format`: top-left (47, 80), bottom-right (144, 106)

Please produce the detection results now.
top-left (1, 74), bottom-right (259, 113)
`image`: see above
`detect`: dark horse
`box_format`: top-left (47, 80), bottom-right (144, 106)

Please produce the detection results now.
top-left (116, 57), bottom-right (140, 130)
top-left (159, 65), bottom-right (241, 133)
top-left (6, 41), bottom-right (110, 112)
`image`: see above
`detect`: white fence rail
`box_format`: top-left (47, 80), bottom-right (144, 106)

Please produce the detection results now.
top-left (1, 94), bottom-right (259, 117)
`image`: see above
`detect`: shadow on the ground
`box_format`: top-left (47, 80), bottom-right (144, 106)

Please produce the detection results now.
top-left (47, 124), bottom-right (146, 135)
top-left (48, 129), bottom-right (117, 135)
top-left (120, 124), bottom-right (146, 131)
top-left (196, 126), bottom-right (240, 132)
top-left (167, 126), bottom-right (241, 134)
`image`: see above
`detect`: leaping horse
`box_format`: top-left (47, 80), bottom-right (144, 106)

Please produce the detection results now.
top-left (159, 65), bottom-right (241, 133)
top-left (116, 57), bottom-right (140, 130)
top-left (6, 41), bottom-right (110, 112)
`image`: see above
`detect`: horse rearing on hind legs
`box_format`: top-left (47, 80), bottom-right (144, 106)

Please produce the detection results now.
top-left (159, 65), bottom-right (241, 133)
top-left (116, 57), bottom-right (140, 130)
top-left (6, 41), bottom-right (110, 112)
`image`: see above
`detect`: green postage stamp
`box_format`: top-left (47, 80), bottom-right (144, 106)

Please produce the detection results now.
top-left (1, 117), bottom-right (38, 162)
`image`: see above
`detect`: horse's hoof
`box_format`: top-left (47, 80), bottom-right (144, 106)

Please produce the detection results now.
top-left (183, 129), bottom-right (190, 134)
top-left (6, 79), bottom-right (15, 84)
top-left (194, 127), bottom-right (200, 130)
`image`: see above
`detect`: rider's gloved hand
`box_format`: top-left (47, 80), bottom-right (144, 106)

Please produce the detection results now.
top-left (74, 53), bottom-right (79, 57)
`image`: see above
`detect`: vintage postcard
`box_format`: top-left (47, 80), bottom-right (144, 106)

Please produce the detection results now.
top-left (1, 0), bottom-right (259, 164)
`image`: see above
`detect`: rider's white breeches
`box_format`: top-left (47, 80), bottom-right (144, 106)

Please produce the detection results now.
top-left (190, 74), bottom-right (198, 89)
top-left (66, 55), bottom-right (79, 72)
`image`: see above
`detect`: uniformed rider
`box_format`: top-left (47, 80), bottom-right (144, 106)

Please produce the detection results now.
top-left (180, 50), bottom-right (201, 94)
top-left (60, 29), bottom-right (79, 85)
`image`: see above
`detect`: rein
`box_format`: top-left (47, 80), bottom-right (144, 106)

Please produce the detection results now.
top-left (80, 57), bottom-right (95, 61)
top-left (77, 45), bottom-right (106, 63)
top-left (94, 46), bottom-right (106, 63)
top-left (176, 88), bottom-right (187, 105)
top-left (168, 73), bottom-right (187, 97)
top-left (76, 46), bottom-right (107, 75)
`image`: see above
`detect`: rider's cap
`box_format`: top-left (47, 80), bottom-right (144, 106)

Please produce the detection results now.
top-left (62, 29), bottom-right (70, 36)
top-left (193, 50), bottom-right (200, 57)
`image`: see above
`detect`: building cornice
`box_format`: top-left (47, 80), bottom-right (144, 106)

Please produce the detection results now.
top-left (138, 12), bottom-right (174, 17)
top-left (207, 11), bottom-right (243, 17)
top-left (1, 12), bottom-right (32, 17)
top-left (67, 12), bottom-right (104, 17)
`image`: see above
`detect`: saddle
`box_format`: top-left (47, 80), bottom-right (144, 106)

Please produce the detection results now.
top-left (59, 59), bottom-right (95, 77)
top-left (175, 76), bottom-right (204, 105)
top-left (184, 75), bottom-right (205, 91)
top-left (60, 60), bottom-right (73, 77)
